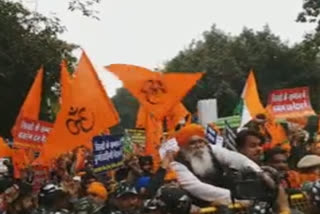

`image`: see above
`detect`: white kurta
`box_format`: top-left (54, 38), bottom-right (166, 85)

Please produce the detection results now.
top-left (170, 144), bottom-right (262, 204)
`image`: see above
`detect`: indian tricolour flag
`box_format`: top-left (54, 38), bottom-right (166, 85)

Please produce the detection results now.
top-left (239, 70), bottom-right (265, 128)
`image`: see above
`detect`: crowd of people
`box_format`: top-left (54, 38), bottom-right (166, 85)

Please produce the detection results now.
top-left (2, 115), bottom-right (320, 214)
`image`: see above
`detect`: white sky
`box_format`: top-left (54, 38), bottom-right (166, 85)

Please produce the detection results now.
top-left (20, 0), bottom-right (315, 96)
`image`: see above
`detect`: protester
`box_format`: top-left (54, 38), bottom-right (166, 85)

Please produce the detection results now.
top-left (110, 182), bottom-right (142, 214)
top-left (309, 139), bottom-right (320, 157)
top-left (7, 182), bottom-right (34, 214)
top-left (306, 180), bottom-right (320, 214)
top-left (264, 146), bottom-right (301, 189)
top-left (244, 114), bottom-right (271, 142)
top-left (170, 124), bottom-right (262, 206)
top-left (74, 181), bottom-right (109, 214)
top-left (297, 154), bottom-right (320, 184)
top-left (138, 156), bottom-right (153, 177)
top-left (143, 186), bottom-right (192, 214)
top-left (236, 130), bottom-right (264, 164)
top-left (135, 176), bottom-right (151, 197)
top-left (0, 110), bottom-right (317, 214)
top-left (32, 183), bottom-right (71, 214)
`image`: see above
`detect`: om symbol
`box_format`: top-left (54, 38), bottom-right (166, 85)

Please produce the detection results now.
top-left (65, 106), bottom-right (95, 135)
top-left (141, 79), bottom-right (167, 105)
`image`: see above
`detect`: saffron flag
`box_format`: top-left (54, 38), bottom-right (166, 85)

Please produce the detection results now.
top-left (39, 52), bottom-right (119, 163)
top-left (145, 111), bottom-right (163, 165)
top-left (106, 64), bottom-right (203, 120)
top-left (239, 70), bottom-right (265, 128)
top-left (12, 148), bottom-right (30, 178)
top-left (166, 103), bottom-right (191, 132)
top-left (136, 106), bottom-right (162, 163)
top-left (137, 103), bottom-right (190, 131)
top-left (60, 61), bottom-right (72, 104)
top-left (107, 64), bottom-right (202, 163)
top-left (74, 147), bottom-right (86, 171)
top-left (12, 68), bottom-right (43, 135)
top-left (136, 105), bottom-right (148, 129)
top-left (265, 121), bottom-right (290, 151)
top-left (0, 138), bottom-right (12, 158)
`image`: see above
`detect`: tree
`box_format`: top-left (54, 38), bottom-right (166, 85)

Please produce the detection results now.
top-left (297, 0), bottom-right (320, 31)
top-left (165, 25), bottom-right (320, 117)
top-left (111, 88), bottom-right (139, 134)
top-left (68, 0), bottom-right (101, 19)
top-left (0, 0), bottom-right (76, 137)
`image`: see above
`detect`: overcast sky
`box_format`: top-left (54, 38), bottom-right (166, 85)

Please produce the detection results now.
top-left (21, 0), bottom-right (315, 96)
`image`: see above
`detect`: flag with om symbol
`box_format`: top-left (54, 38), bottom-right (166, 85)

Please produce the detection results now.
top-left (39, 52), bottom-right (119, 163)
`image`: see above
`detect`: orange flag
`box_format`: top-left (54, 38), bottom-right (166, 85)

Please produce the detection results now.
top-left (240, 70), bottom-right (265, 127)
top-left (12, 148), bottom-right (31, 178)
top-left (0, 138), bottom-right (12, 158)
top-left (60, 61), bottom-right (72, 104)
top-left (136, 105), bottom-right (148, 129)
top-left (243, 71), bottom-right (265, 115)
top-left (74, 147), bottom-right (86, 171)
top-left (265, 121), bottom-right (290, 150)
top-left (166, 103), bottom-right (191, 131)
top-left (106, 64), bottom-right (203, 120)
top-left (39, 52), bottom-right (119, 163)
top-left (12, 68), bottom-right (43, 135)
top-left (145, 112), bottom-right (163, 166)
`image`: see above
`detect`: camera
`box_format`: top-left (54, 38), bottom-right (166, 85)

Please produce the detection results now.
top-left (225, 168), bottom-right (277, 202)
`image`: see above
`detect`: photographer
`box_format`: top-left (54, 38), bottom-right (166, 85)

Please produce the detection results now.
top-left (170, 124), bottom-right (262, 206)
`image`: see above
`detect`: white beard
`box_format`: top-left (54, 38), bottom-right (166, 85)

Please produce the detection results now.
top-left (183, 146), bottom-right (214, 177)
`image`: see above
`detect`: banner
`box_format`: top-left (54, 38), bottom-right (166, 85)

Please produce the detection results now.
top-left (92, 135), bottom-right (123, 173)
top-left (123, 129), bottom-right (146, 155)
top-left (268, 87), bottom-right (315, 119)
top-left (13, 118), bottom-right (52, 150)
top-left (206, 124), bottom-right (223, 147)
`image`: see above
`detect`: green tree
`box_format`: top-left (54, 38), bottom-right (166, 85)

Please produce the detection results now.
top-left (0, 0), bottom-right (76, 137)
top-left (297, 0), bottom-right (320, 31)
top-left (165, 25), bottom-right (320, 117)
top-left (68, 0), bottom-right (101, 19)
top-left (111, 88), bottom-right (139, 134)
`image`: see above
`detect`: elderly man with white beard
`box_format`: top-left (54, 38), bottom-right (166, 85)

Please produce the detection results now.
top-left (169, 124), bottom-right (263, 206)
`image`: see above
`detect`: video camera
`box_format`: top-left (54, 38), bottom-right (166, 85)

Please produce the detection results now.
top-left (225, 168), bottom-right (278, 202)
